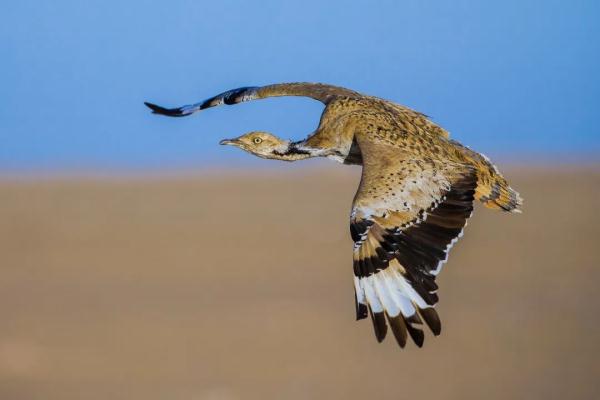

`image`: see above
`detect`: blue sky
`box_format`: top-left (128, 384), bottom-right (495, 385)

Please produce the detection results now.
top-left (1, 0), bottom-right (599, 171)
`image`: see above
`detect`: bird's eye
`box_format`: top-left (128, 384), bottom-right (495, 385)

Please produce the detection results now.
top-left (253, 137), bottom-right (262, 144)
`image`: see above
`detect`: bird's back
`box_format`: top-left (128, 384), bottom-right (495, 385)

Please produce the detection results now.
top-left (337, 95), bottom-right (523, 213)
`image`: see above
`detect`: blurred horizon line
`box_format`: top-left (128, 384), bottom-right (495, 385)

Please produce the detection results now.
top-left (1, 154), bottom-right (598, 181)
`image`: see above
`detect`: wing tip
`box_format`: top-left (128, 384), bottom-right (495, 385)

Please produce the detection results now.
top-left (369, 307), bottom-right (388, 342)
top-left (386, 313), bottom-right (407, 348)
top-left (406, 323), bottom-right (425, 347)
top-left (364, 306), bottom-right (442, 348)
top-left (419, 307), bottom-right (442, 336)
top-left (143, 101), bottom-right (187, 117)
top-left (356, 303), bottom-right (368, 321)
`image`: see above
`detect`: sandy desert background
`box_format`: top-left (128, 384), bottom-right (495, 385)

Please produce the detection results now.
top-left (0, 165), bottom-right (598, 399)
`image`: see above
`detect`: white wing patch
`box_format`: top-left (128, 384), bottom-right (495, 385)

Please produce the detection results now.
top-left (355, 259), bottom-right (431, 319)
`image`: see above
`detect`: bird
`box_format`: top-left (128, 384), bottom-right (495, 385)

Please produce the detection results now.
top-left (144, 82), bottom-right (522, 348)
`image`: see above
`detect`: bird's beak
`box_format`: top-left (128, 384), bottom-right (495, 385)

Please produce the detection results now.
top-left (219, 138), bottom-right (238, 146)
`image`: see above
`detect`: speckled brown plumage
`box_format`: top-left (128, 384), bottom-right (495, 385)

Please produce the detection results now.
top-left (145, 82), bottom-right (523, 348)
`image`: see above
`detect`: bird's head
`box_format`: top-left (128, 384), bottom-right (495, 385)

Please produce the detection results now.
top-left (219, 131), bottom-right (291, 159)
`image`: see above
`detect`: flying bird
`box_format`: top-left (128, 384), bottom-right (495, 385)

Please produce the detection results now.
top-left (145, 82), bottom-right (522, 348)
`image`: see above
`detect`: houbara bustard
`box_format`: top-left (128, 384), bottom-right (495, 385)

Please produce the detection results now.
top-left (145, 82), bottom-right (522, 348)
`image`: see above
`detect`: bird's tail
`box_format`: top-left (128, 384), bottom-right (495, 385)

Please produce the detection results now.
top-left (475, 168), bottom-right (522, 213)
top-left (452, 141), bottom-right (523, 213)
top-left (471, 157), bottom-right (522, 213)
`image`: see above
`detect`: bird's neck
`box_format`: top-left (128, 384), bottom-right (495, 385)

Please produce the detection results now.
top-left (269, 141), bottom-right (316, 161)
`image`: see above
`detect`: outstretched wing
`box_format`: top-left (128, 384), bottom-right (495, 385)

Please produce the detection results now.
top-left (350, 140), bottom-right (476, 348)
top-left (144, 82), bottom-right (360, 117)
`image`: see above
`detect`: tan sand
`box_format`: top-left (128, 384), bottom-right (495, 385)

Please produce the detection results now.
top-left (0, 166), bottom-right (599, 399)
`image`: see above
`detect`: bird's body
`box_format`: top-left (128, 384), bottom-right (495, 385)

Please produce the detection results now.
top-left (145, 82), bottom-right (522, 348)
